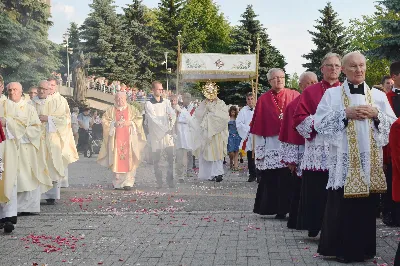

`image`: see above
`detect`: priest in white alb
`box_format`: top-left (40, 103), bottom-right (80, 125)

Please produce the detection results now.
top-left (145, 81), bottom-right (176, 188)
top-left (0, 82), bottom-right (51, 233)
top-left (191, 81), bottom-right (229, 182)
top-left (37, 77), bottom-right (78, 204)
top-left (172, 93), bottom-right (194, 183)
top-left (236, 92), bottom-right (256, 182)
top-left (314, 52), bottom-right (396, 263)
top-left (97, 92), bottom-right (146, 190)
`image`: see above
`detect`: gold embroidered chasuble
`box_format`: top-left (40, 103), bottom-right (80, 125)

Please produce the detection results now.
top-left (32, 92), bottom-right (78, 181)
top-left (0, 99), bottom-right (52, 202)
top-left (191, 98), bottom-right (229, 161)
top-left (97, 105), bottom-right (146, 173)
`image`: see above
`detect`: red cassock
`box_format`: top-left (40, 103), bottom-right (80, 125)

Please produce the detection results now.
top-left (390, 118), bottom-right (400, 202)
top-left (250, 88), bottom-right (300, 137)
top-left (293, 80), bottom-right (341, 140)
top-left (279, 96), bottom-right (304, 145)
top-left (384, 90), bottom-right (400, 165)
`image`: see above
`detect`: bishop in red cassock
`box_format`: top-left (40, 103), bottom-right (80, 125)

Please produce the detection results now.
top-left (382, 61), bottom-right (400, 226)
top-left (292, 53), bottom-right (342, 237)
top-left (251, 68), bottom-right (299, 219)
top-left (279, 71), bottom-right (318, 229)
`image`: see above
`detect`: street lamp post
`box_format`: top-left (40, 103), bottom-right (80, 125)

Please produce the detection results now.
top-left (63, 32), bottom-right (73, 88)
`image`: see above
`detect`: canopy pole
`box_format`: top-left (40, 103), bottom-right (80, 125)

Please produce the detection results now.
top-left (252, 35), bottom-right (261, 159)
top-left (176, 32), bottom-right (182, 95)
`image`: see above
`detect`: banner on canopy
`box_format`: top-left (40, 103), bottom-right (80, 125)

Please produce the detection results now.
top-left (180, 53), bottom-right (257, 82)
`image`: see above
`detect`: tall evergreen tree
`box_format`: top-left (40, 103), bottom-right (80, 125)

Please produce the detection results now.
top-left (0, 0), bottom-right (60, 88)
top-left (220, 5), bottom-right (286, 104)
top-left (68, 22), bottom-right (81, 52)
top-left (80, 0), bottom-right (138, 83)
top-left (369, 0), bottom-right (400, 61)
top-left (302, 2), bottom-right (349, 77)
top-left (151, 0), bottom-right (184, 83)
top-left (59, 22), bottom-right (81, 76)
top-left (123, 0), bottom-right (155, 88)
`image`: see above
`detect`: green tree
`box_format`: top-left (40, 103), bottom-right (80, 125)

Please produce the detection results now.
top-left (68, 22), bottom-right (81, 52)
top-left (369, 0), bottom-right (400, 61)
top-left (80, 0), bottom-right (138, 83)
top-left (219, 5), bottom-right (286, 105)
top-left (347, 6), bottom-right (392, 85)
top-left (59, 22), bottom-right (81, 76)
top-left (0, 0), bottom-right (61, 88)
top-left (178, 0), bottom-right (231, 53)
top-left (302, 2), bottom-right (349, 77)
top-left (287, 72), bottom-right (299, 90)
top-left (123, 0), bottom-right (155, 88)
top-left (151, 0), bottom-right (184, 84)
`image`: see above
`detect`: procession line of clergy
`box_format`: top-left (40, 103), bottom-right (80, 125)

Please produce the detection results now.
top-left (250, 51), bottom-right (397, 263)
top-left (0, 79), bottom-right (78, 233)
top-left (97, 81), bottom-right (228, 189)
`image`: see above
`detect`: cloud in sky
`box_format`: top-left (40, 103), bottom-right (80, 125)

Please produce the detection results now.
top-left (51, 3), bottom-right (76, 19)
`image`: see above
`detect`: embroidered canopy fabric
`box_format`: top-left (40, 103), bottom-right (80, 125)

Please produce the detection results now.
top-left (180, 53), bottom-right (257, 82)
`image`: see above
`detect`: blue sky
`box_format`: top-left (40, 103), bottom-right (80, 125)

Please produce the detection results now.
top-left (50, 0), bottom-right (378, 75)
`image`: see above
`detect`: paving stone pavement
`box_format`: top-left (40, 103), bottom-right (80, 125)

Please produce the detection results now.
top-left (0, 154), bottom-right (398, 266)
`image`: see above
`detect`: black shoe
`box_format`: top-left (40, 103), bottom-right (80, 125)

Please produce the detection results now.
top-left (248, 176), bottom-right (256, 182)
top-left (308, 230), bottom-right (319, 237)
top-left (256, 176), bottom-right (261, 183)
top-left (275, 214), bottom-right (286, 219)
top-left (123, 186), bottom-right (133, 191)
top-left (215, 175), bottom-right (223, 182)
top-left (18, 212), bottom-right (39, 216)
top-left (46, 199), bottom-right (56, 205)
top-left (209, 177), bottom-right (217, 181)
top-left (240, 158), bottom-right (244, 163)
top-left (0, 223), bottom-right (4, 229)
top-left (178, 179), bottom-right (185, 184)
top-left (4, 222), bottom-right (14, 233)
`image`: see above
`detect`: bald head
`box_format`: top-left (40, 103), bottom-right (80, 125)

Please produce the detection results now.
top-left (341, 51), bottom-right (367, 85)
top-left (115, 92), bottom-right (127, 107)
top-left (299, 72), bottom-right (318, 91)
top-left (6, 82), bottom-right (23, 102)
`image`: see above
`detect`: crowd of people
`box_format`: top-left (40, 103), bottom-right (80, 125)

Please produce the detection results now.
top-left (0, 50), bottom-right (400, 264)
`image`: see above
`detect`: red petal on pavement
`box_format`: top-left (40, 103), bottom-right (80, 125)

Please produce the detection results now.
top-left (119, 259), bottom-right (124, 261)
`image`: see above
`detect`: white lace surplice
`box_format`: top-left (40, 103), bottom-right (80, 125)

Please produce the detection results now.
top-left (255, 135), bottom-right (285, 170)
top-left (314, 82), bottom-right (396, 190)
top-left (296, 115), bottom-right (330, 171)
top-left (280, 142), bottom-right (304, 176)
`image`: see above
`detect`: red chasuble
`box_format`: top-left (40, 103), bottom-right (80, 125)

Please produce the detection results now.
top-left (0, 122), bottom-right (5, 142)
top-left (390, 118), bottom-right (400, 202)
top-left (250, 88), bottom-right (300, 137)
top-left (293, 80), bottom-right (341, 140)
top-left (115, 107), bottom-right (130, 173)
top-left (279, 96), bottom-right (304, 145)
